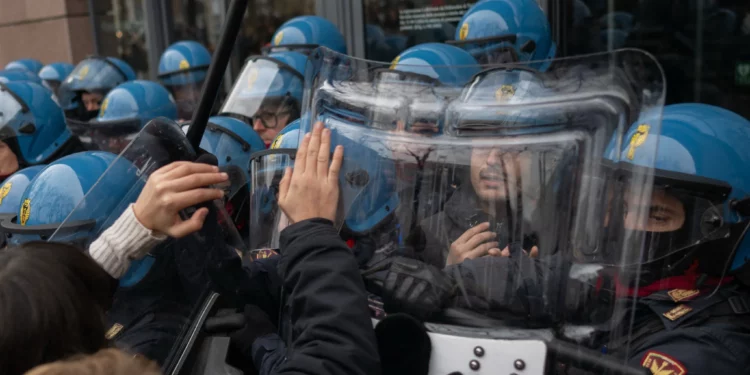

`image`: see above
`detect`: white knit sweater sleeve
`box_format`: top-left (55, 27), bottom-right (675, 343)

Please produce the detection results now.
top-left (88, 204), bottom-right (167, 279)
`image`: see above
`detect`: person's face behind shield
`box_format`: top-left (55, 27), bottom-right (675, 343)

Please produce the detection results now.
top-left (0, 140), bottom-right (19, 178)
top-left (172, 84), bottom-right (201, 121)
top-left (251, 101), bottom-right (294, 145)
top-left (470, 146), bottom-right (533, 204)
top-left (81, 91), bottom-right (104, 112)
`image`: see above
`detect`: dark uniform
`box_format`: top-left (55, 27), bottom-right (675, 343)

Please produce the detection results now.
top-left (244, 219), bottom-right (381, 375)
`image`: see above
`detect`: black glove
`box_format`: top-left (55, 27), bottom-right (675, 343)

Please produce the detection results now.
top-left (229, 304), bottom-right (277, 356)
top-left (382, 256), bottom-right (455, 320)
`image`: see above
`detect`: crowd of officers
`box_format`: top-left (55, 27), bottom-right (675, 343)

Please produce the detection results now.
top-left (1, 1), bottom-right (750, 375)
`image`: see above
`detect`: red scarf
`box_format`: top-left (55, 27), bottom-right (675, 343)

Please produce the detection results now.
top-left (613, 261), bottom-right (734, 297)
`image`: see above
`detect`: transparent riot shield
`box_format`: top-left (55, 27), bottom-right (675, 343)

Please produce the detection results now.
top-left (49, 118), bottom-right (246, 369)
top-left (300, 47), bottom-right (666, 374)
top-left (248, 148), bottom-right (295, 256)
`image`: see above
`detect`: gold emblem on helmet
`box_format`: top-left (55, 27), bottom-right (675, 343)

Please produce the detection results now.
top-left (99, 98), bottom-right (109, 117)
top-left (459, 23), bottom-right (470, 41)
top-left (247, 68), bottom-right (259, 89)
top-left (389, 55), bottom-right (401, 70)
top-left (495, 85), bottom-right (516, 101)
top-left (627, 124), bottom-right (650, 160)
top-left (179, 59), bottom-right (190, 70)
top-left (76, 65), bottom-right (90, 80)
top-left (0, 182), bottom-right (11, 206)
top-left (20, 198), bottom-right (31, 226)
top-left (274, 31), bottom-right (285, 46)
top-left (270, 134), bottom-right (284, 149)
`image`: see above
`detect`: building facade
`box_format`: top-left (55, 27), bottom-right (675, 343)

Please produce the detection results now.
top-left (1, 0), bottom-right (749, 119)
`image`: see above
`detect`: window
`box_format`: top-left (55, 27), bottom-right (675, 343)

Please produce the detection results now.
top-left (94, 0), bottom-right (150, 78)
top-left (363, 0), bottom-right (478, 62)
top-left (553, 0), bottom-right (750, 119)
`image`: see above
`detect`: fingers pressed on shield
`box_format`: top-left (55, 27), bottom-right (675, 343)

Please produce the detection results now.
top-left (162, 172), bottom-right (229, 192)
top-left (306, 122), bottom-right (324, 175)
top-left (329, 145), bottom-right (343, 183)
top-left (161, 162), bottom-right (220, 180)
top-left (317, 127), bottom-right (332, 177)
top-left (295, 133), bottom-right (311, 174)
top-left (170, 189), bottom-right (225, 210)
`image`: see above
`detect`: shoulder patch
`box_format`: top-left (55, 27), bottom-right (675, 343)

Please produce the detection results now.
top-left (105, 323), bottom-right (124, 340)
top-left (668, 289), bottom-right (699, 303)
top-left (641, 351), bottom-right (687, 375)
top-left (663, 304), bottom-right (692, 321)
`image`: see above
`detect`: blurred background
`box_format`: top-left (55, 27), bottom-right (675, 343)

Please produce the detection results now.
top-left (2, 0), bottom-right (748, 118)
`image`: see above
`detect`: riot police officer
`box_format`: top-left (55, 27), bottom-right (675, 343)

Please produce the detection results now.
top-left (57, 56), bottom-right (136, 121)
top-left (38, 62), bottom-right (74, 99)
top-left (158, 41), bottom-right (212, 121)
top-left (449, 0), bottom-right (557, 69)
top-left (4, 58), bottom-right (43, 74)
top-left (0, 80), bottom-right (84, 178)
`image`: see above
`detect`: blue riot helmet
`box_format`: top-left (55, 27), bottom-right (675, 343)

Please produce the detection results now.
top-left (57, 56), bottom-right (136, 122)
top-left (5, 59), bottom-right (44, 74)
top-left (265, 16), bottom-right (347, 55)
top-left (248, 119), bottom-right (302, 251)
top-left (219, 51), bottom-right (306, 146)
top-left (0, 69), bottom-right (43, 85)
top-left (0, 151), bottom-right (140, 247)
top-left (67, 80), bottom-right (177, 154)
top-left (158, 41), bottom-right (212, 120)
top-left (38, 62), bottom-right (75, 98)
top-left (368, 43), bottom-right (480, 135)
top-left (0, 165), bottom-right (45, 246)
top-left (605, 103), bottom-right (750, 285)
top-left (0, 81), bottom-right (79, 170)
top-left (448, 0), bottom-right (556, 70)
top-left (0, 165), bottom-right (45, 218)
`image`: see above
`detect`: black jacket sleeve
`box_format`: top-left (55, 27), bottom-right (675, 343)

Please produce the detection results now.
top-left (275, 218), bottom-right (381, 375)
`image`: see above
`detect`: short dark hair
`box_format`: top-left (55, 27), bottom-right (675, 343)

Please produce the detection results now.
top-left (0, 241), bottom-right (117, 375)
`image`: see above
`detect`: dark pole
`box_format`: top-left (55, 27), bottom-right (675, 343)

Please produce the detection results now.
top-left (87, 0), bottom-right (100, 55)
top-left (186, 0), bottom-right (248, 149)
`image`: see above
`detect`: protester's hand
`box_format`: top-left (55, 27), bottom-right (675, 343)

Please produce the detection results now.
top-left (278, 122), bottom-right (343, 224)
top-left (133, 161), bottom-right (227, 238)
top-left (488, 245), bottom-right (539, 258)
top-left (446, 222), bottom-right (500, 266)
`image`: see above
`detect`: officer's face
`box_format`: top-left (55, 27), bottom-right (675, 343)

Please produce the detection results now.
top-left (623, 188), bottom-right (686, 233)
top-left (470, 147), bottom-right (531, 203)
top-left (0, 141), bottom-right (18, 177)
top-left (81, 92), bottom-right (104, 112)
top-left (253, 106), bottom-right (292, 145)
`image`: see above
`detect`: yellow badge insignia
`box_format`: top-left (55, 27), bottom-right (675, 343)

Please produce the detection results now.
top-left (247, 68), bottom-right (259, 89)
top-left (459, 23), bottom-right (470, 41)
top-left (20, 198), bottom-right (31, 226)
top-left (668, 289), bottom-right (700, 303)
top-left (641, 351), bottom-right (687, 375)
top-left (105, 323), bottom-right (124, 340)
top-left (270, 134), bottom-right (284, 149)
top-left (179, 59), bottom-right (190, 70)
top-left (0, 182), bottom-right (11, 206)
top-left (99, 98), bottom-right (109, 117)
top-left (495, 84), bottom-right (516, 102)
top-left (274, 31), bottom-right (284, 46)
top-left (390, 55), bottom-right (401, 70)
top-left (76, 65), bottom-right (90, 80)
top-left (250, 249), bottom-right (279, 261)
top-left (627, 124), bottom-right (650, 160)
top-left (663, 304), bottom-right (692, 321)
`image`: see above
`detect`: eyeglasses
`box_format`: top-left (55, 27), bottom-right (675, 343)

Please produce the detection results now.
top-left (254, 110), bottom-right (292, 129)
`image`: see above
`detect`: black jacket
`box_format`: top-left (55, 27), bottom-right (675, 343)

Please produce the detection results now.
top-left (257, 218), bottom-right (381, 375)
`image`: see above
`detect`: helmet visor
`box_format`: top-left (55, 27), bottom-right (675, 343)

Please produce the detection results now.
top-left (220, 57), bottom-right (303, 124)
